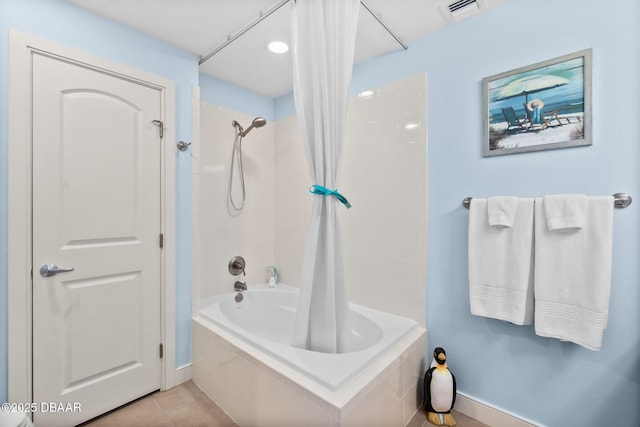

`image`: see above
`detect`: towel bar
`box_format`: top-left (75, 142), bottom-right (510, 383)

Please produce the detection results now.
top-left (462, 193), bottom-right (632, 209)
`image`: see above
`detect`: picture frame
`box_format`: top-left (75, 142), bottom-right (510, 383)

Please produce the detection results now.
top-left (483, 49), bottom-right (592, 157)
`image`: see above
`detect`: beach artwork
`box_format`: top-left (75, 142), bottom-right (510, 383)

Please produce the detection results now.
top-left (483, 49), bottom-right (592, 156)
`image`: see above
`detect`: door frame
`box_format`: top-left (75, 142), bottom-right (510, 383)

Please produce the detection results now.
top-left (8, 30), bottom-right (177, 403)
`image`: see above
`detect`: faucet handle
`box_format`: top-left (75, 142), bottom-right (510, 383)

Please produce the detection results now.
top-left (229, 256), bottom-right (246, 276)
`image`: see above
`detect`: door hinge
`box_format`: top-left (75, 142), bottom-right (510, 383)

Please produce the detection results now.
top-left (152, 120), bottom-right (164, 138)
top-left (159, 343), bottom-right (164, 359)
top-left (159, 233), bottom-right (164, 248)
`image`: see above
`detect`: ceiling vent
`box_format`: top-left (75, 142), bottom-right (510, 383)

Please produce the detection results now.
top-left (447, 0), bottom-right (481, 21)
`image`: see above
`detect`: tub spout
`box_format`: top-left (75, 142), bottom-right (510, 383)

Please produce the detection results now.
top-left (234, 281), bottom-right (247, 291)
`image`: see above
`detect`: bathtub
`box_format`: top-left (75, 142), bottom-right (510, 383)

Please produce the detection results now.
top-left (198, 284), bottom-right (417, 390)
top-left (192, 284), bottom-right (426, 426)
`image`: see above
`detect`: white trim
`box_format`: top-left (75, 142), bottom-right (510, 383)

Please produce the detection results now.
top-left (160, 63), bottom-right (177, 393)
top-left (455, 392), bottom-right (540, 427)
top-left (174, 364), bottom-right (193, 386)
top-left (190, 85), bottom-right (201, 318)
top-left (8, 29), bottom-right (32, 404)
top-left (8, 29), bottom-right (177, 401)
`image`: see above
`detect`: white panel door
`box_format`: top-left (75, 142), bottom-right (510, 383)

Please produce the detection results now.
top-left (32, 52), bottom-right (162, 426)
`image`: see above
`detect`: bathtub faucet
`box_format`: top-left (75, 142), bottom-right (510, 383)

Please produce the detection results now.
top-left (234, 281), bottom-right (247, 291)
top-left (266, 266), bottom-right (278, 288)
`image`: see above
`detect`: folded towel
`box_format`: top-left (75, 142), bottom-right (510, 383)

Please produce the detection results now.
top-left (468, 197), bottom-right (534, 325)
top-left (534, 196), bottom-right (614, 350)
top-left (488, 196), bottom-right (518, 227)
top-left (543, 194), bottom-right (587, 231)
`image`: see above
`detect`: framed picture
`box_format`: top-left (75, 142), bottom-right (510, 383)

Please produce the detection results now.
top-left (483, 49), bottom-right (592, 157)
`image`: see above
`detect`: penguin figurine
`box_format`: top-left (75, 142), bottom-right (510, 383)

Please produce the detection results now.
top-left (424, 347), bottom-right (457, 426)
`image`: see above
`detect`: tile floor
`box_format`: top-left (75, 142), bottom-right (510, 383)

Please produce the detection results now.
top-left (81, 380), bottom-right (489, 427)
top-left (408, 409), bottom-right (490, 427)
top-left (80, 381), bottom-right (236, 427)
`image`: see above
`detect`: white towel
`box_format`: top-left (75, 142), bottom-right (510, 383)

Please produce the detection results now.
top-left (468, 198), bottom-right (534, 325)
top-left (534, 196), bottom-right (614, 350)
top-left (543, 194), bottom-right (587, 231)
top-left (488, 196), bottom-right (518, 227)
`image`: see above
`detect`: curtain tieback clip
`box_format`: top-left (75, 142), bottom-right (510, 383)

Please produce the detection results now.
top-left (309, 185), bottom-right (351, 209)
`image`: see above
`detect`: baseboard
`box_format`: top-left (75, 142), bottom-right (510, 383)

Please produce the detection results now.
top-left (174, 364), bottom-right (192, 386)
top-left (455, 392), bottom-right (539, 427)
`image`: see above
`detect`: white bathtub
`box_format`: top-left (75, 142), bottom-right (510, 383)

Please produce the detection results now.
top-left (193, 284), bottom-right (427, 426)
top-left (198, 284), bottom-right (418, 390)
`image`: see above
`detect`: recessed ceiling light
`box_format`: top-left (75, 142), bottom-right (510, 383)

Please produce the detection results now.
top-left (358, 90), bottom-right (374, 99)
top-left (405, 123), bottom-right (420, 130)
top-left (268, 41), bottom-right (289, 54)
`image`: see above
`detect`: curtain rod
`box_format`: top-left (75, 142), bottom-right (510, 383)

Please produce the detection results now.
top-left (462, 193), bottom-right (633, 209)
top-left (199, 0), bottom-right (407, 66)
top-left (199, 0), bottom-right (290, 65)
top-left (359, 1), bottom-right (408, 50)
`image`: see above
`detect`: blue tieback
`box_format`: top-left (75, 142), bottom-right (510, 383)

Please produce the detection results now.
top-left (309, 185), bottom-right (352, 209)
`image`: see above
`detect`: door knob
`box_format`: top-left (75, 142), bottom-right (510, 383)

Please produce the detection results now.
top-left (39, 264), bottom-right (75, 277)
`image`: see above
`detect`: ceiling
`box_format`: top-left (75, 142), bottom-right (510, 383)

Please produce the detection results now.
top-left (65, 0), bottom-right (508, 98)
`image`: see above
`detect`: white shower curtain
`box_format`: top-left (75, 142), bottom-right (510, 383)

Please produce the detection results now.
top-left (291, 0), bottom-right (360, 353)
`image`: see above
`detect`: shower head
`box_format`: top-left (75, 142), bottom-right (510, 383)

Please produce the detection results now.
top-left (240, 117), bottom-right (267, 137)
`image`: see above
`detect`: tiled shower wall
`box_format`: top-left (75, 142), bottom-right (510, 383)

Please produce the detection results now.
top-left (194, 74), bottom-right (427, 326)
top-left (193, 103), bottom-right (275, 303)
top-left (274, 74), bottom-right (427, 326)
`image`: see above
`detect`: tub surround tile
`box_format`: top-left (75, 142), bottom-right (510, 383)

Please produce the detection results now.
top-left (195, 105), bottom-right (275, 301)
top-left (403, 381), bottom-right (421, 423)
top-left (389, 398), bottom-right (407, 427)
top-left (192, 316), bottom-right (426, 427)
top-left (258, 374), bottom-right (332, 426)
top-left (195, 319), bottom-right (330, 426)
top-left (273, 74), bottom-right (427, 327)
top-left (81, 378), bottom-right (484, 427)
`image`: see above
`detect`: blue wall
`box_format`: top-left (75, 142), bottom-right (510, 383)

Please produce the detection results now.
top-left (200, 74), bottom-right (275, 121)
top-left (337, 0), bottom-right (640, 425)
top-left (2, 0), bottom-right (639, 425)
top-left (0, 0), bottom-right (199, 402)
